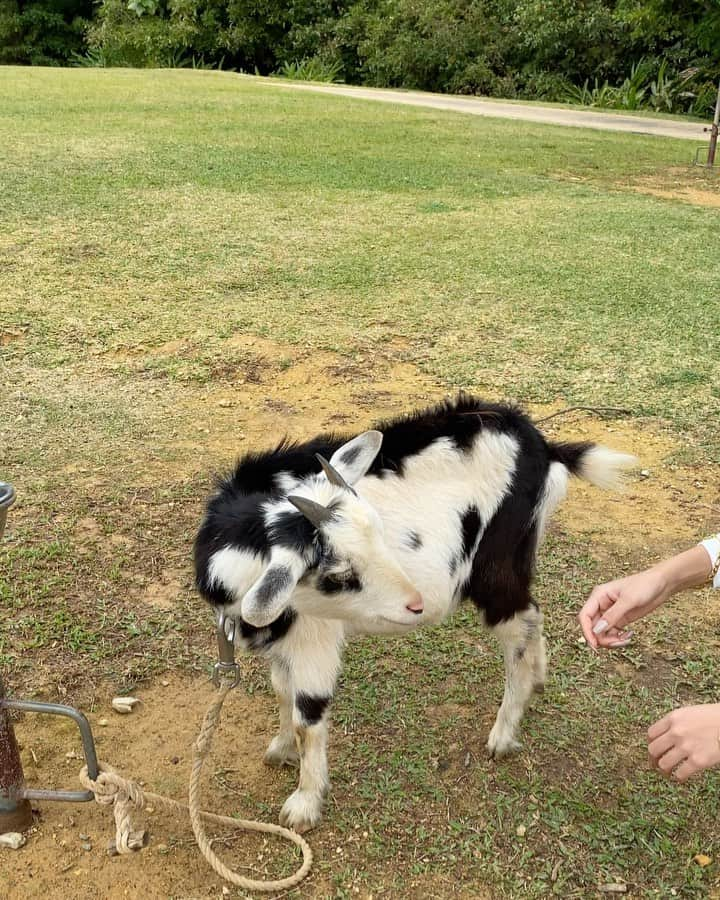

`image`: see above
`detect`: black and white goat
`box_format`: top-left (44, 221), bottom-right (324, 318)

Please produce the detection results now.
top-left (194, 395), bottom-right (635, 833)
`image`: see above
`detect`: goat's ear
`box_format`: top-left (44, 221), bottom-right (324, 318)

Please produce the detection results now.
top-left (241, 550), bottom-right (304, 627)
top-left (328, 431), bottom-right (383, 485)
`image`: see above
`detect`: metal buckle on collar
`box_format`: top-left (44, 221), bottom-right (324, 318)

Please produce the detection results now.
top-left (212, 612), bottom-right (241, 689)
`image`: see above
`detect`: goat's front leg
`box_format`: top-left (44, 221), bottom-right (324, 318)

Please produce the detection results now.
top-left (278, 642), bottom-right (341, 833)
top-left (264, 660), bottom-right (299, 768)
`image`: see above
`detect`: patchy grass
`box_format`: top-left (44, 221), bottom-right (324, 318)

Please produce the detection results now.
top-left (1, 67), bottom-right (719, 898)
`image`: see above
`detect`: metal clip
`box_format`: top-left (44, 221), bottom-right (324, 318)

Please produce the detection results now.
top-left (212, 611), bottom-right (241, 689)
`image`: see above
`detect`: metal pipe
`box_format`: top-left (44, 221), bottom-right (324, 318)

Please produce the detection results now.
top-left (707, 79), bottom-right (720, 168)
top-left (1, 699), bottom-right (98, 803)
top-left (0, 483), bottom-right (33, 830)
top-left (0, 677), bottom-right (33, 831)
top-left (0, 482), bottom-right (15, 542)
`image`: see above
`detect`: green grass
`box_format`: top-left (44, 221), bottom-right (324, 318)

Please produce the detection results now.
top-left (1, 68), bottom-right (718, 461)
top-left (1, 67), bottom-right (720, 898)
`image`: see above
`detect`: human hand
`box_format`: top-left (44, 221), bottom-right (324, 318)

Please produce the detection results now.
top-left (578, 567), bottom-right (670, 650)
top-left (579, 545), bottom-right (713, 651)
top-left (648, 704), bottom-right (720, 782)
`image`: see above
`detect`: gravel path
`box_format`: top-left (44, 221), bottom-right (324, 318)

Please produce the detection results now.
top-left (263, 80), bottom-right (708, 141)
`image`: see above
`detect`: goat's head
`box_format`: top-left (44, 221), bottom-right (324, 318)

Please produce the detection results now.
top-left (240, 431), bottom-right (424, 633)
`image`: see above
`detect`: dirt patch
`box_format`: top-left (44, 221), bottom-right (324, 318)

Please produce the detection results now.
top-left (0, 326), bottom-right (28, 346)
top-left (3, 674), bottom-right (316, 900)
top-left (618, 166), bottom-right (720, 208)
top-left (141, 569), bottom-right (185, 610)
top-left (164, 337), bottom-right (443, 473)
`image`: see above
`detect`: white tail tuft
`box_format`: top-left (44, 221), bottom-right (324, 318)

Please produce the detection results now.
top-left (578, 446), bottom-right (638, 490)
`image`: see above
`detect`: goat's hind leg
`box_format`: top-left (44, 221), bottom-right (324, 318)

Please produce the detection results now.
top-left (487, 604), bottom-right (545, 759)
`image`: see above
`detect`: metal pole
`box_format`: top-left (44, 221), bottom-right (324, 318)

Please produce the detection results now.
top-left (707, 79), bottom-right (720, 169)
top-left (0, 483), bottom-right (33, 832)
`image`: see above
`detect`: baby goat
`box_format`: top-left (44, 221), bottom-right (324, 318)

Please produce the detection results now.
top-left (194, 395), bottom-right (635, 833)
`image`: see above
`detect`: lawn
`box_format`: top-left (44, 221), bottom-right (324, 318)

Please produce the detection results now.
top-left (1, 67), bottom-right (719, 899)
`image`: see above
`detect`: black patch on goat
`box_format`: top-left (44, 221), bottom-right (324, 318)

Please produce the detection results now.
top-left (270, 510), bottom-right (317, 553)
top-left (464, 419), bottom-right (549, 627)
top-left (549, 441), bottom-right (593, 474)
top-left (254, 565), bottom-right (294, 607)
top-left (194, 490), bottom-right (272, 607)
top-left (403, 530), bottom-right (423, 550)
top-left (370, 394), bottom-right (525, 477)
top-left (296, 692), bottom-right (330, 725)
top-left (338, 444), bottom-right (361, 466)
top-left (239, 608), bottom-right (297, 649)
top-left (460, 506), bottom-right (482, 559)
top-left (227, 438), bottom-right (342, 496)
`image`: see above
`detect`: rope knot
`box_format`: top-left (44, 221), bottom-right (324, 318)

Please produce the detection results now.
top-left (79, 762), bottom-right (147, 853)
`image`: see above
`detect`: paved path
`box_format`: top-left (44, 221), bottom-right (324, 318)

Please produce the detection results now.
top-left (263, 80), bottom-right (707, 141)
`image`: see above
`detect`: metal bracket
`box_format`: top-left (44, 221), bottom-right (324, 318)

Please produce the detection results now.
top-left (212, 611), bottom-right (241, 689)
top-left (1, 698), bottom-right (100, 803)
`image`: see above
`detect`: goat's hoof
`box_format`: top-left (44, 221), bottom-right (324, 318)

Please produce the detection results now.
top-left (486, 726), bottom-right (522, 760)
top-left (279, 790), bottom-right (323, 834)
top-left (533, 681), bottom-right (545, 695)
top-left (264, 739), bottom-right (300, 768)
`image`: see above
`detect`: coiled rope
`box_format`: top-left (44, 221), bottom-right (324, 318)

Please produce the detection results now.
top-left (78, 680), bottom-right (313, 892)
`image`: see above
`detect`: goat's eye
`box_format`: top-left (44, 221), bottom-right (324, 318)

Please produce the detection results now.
top-left (318, 566), bottom-right (362, 594)
top-left (326, 568), bottom-right (353, 585)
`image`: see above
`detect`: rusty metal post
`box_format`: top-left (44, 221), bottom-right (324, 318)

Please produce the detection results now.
top-left (0, 482), bottom-right (33, 832)
top-left (707, 79), bottom-right (720, 169)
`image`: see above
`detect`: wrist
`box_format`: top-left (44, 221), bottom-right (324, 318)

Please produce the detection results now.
top-left (699, 535), bottom-right (720, 589)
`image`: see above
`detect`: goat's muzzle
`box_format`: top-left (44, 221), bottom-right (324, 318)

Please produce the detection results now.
top-left (405, 592), bottom-right (424, 615)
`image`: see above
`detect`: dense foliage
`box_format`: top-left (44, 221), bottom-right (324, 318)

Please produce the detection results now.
top-left (0, 0), bottom-right (93, 63)
top-left (2, 0), bottom-right (719, 115)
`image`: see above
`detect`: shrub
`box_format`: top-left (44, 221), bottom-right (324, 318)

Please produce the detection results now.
top-left (275, 56), bottom-right (343, 82)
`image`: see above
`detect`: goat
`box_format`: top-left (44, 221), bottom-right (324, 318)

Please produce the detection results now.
top-left (194, 395), bottom-right (635, 833)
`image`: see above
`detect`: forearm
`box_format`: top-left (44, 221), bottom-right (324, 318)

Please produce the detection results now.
top-left (651, 544), bottom-right (714, 598)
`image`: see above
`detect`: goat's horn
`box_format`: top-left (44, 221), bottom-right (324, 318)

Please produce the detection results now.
top-left (287, 495), bottom-right (334, 528)
top-left (315, 454), bottom-right (354, 492)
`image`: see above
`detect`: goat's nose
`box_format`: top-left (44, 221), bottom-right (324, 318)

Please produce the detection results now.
top-left (405, 592), bottom-right (424, 615)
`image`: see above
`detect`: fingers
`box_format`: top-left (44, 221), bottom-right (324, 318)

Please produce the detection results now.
top-left (606, 630), bottom-right (634, 649)
top-left (654, 745), bottom-right (688, 775)
top-left (578, 585), bottom-right (619, 648)
top-left (648, 730), bottom-right (675, 764)
top-left (591, 600), bottom-right (628, 637)
top-left (673, 759), bottom-right (701, 783)
top-left (579, 596), bottom-right (634, 652)
top-left (648, 713), bottom-right (672, 743)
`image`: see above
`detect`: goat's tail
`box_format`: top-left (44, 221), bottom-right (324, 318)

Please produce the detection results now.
top-left (549, 442), bottom-right (637, 490)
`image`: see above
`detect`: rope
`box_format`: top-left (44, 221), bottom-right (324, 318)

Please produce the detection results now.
top-left (79, 680), bottom-right (313, 892)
